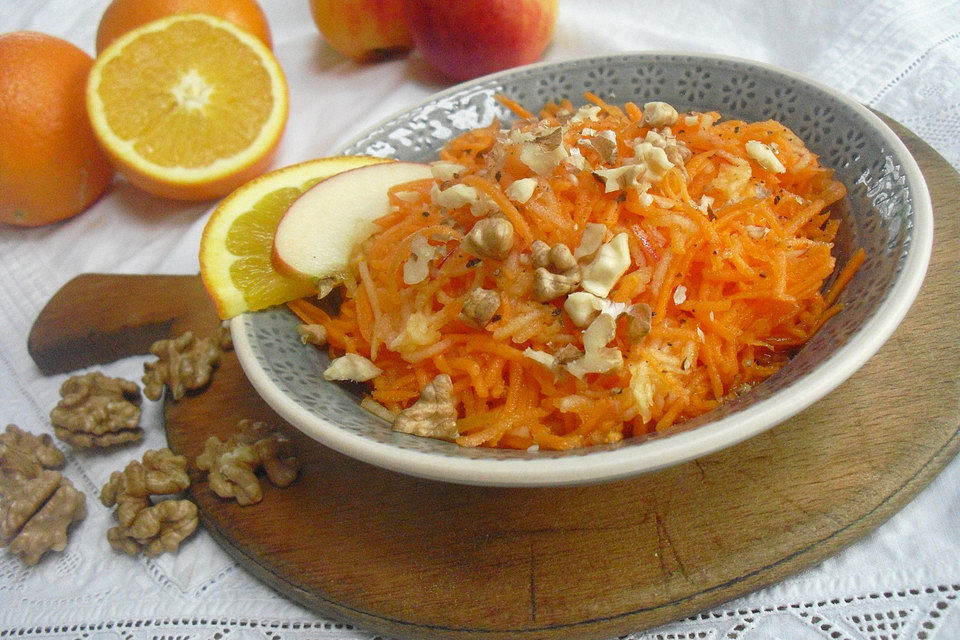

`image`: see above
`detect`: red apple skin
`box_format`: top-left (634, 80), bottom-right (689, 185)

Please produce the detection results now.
top-left (403, 0), bottom-right (558, 82)
top-left (310, 0), bottom-right (412, 61)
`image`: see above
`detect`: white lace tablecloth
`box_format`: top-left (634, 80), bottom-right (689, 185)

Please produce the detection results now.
top-left (2, 1), bottom-right (959, 638)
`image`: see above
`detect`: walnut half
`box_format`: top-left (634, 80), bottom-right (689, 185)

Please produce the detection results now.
top-left (0, 425), bottom-right (85, 566)
top-left (50, 372), bottom-right (142, 449)
top-left (100, 448), bottom-right (196, 557)
top-left (142, 330), bottom-right (223, 401)
top-left (392, 374), bottom-right (458, 441)
top-left (195, 419), bottom-right (300, 506)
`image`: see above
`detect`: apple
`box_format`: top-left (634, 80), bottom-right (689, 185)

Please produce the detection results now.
top-left (273, 161), bottom-right (433, 280)
top-left (403, 0), bottom-right (558, 82)
top-left (309, 0), bottom-right (412, 61)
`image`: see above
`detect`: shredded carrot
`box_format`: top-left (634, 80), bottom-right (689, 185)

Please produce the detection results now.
top-left (295, 95), bottom-right (863, 450)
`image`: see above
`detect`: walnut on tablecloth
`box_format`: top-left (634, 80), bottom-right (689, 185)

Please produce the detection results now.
top-left (0, 424), bottom-right (85, 566)
top-left (100, 448), bottom-right (197, 557)
top-left (49, 372), bottom-right (142, 449)
top-left (142, 329), bottom-right (225, 402)
top-left (195, 419), bottom-right (300, 506)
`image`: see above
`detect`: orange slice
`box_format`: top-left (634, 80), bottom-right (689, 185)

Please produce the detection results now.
top-left (199, 155), bottom-right (392, 319)
top-left (86, 13), bottom-right (288, 201)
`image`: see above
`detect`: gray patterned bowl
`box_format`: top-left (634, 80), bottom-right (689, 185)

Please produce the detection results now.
top-left (232, 53), bottom-right (932, 487)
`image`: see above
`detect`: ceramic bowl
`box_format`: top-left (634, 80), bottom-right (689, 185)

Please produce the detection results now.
top-left (231, 53), bottom-right (933, 487)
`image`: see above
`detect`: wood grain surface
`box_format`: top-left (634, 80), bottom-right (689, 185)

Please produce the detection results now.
top-left (30, 120), bottom-right (960, 640)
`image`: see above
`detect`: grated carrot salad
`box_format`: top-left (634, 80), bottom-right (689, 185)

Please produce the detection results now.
top-left (289, 94), bottom-right (862, 451)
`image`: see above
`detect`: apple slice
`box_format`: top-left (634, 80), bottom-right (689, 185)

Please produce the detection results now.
top-left (272, 161), bottom-right (433, 280)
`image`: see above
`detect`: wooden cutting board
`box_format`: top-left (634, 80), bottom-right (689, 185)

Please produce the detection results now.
top-left (28, 120), bottom-right (960, 640)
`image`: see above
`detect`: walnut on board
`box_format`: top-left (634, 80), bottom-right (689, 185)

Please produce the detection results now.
top-left (142, 330), bottom-right (223, 401)
top-left (195, 419), bottom-right (300, 506)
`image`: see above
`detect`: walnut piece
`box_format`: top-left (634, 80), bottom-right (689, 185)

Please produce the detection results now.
top-left (100, 448), bottom-right (196, 557)
top-left (0, 425), bottom-right (84, 565)
top-left (0, 424), bottom-right (64, 478)
top-left (530, 239), bottom-right (582, 302)
top-left (533, 268), bottom-right (581, 302)
top-left (461, 217), bottom-right (514, 260)
top-left (459, 287), bottom-right (501, 328)
top-left (392, 374), bottom-right (458, 441)
top-left (323, 353), bottom-right (382, 382)
top-left (50, 372), bottom-right (142, 449)
top-left (297, 323), bottom-right (327, 346)
top-left (624, 302), bottom-right (653, 343)
top-left (642, 101), bottom-right (679, 128)
top-left (195, 419), bottom-right (300, 506)
top-left (143, 330), bottom-right (223, 401)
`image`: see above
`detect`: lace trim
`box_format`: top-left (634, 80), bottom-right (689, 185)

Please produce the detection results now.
top-left (2, 583), bottom-right (957, 639)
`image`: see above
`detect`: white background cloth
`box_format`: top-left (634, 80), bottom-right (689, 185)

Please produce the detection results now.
top-left (1, 1), bottom-right (959, 638)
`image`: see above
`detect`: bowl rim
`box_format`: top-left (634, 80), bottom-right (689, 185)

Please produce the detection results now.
top-left (233, 51), bottom-right (934, 487)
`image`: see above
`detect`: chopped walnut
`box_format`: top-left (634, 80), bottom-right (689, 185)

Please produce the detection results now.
top-left (195, 419), bottom-right (300, 506)
top-left (504, 177), bottom-right (537, 204)
top-left (461, 217), bottom-right (514, 260)
top-left (531, 240), bottom-right (577, 273)
top-left (430, 160), bottom-right (466, 181)
top-left (297, 323), bottom-right (327, 345)
top-left (592, 164), bottom-right (644, 192)
top-left (530, 240), bottom-right (582, 302)
top-left (392, 374), bottom-right (458, 441)
top-left (643, 129), bottom-right (691, 174)
top-left (143, 330), bottom-right (223, 401)
top-left (533, 268), bottom-right (581, 302)
top-left (0, 426), bottom-right (84, 566)
top-left (49, 372), bottom-right (142, 449)
top-left (624, 303), bottom-right (653, 343)
top-left (459, 287), bottom-right (501, 328)
top-left (100, 448), bottom-right (196, 557)
top-left (581, 129), bottom-right (618, 164)
top-left (522, 343), bottom-right (584, 375)
top-left (432, 182), bottom-right (480, 209)
top-left (324, 353), bottom-right (381, 382)
top-left (642, 101), bottom-right (679, 128)
top-left (519, 125), bottom-right (569, 176)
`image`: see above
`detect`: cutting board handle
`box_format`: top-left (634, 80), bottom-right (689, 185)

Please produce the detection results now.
top-left (28, 273), bottom-right (221, 375)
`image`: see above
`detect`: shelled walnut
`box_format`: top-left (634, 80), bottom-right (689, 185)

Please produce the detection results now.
top-left (100, 448), bottom-right (197, 557)
top-left (195, 419), bottom-right (300, 506)
top-left (0, 425), bottom-right (85, 566)
top-left (142, 330), bottom-right (223, 401)
top-left (49, 372), bottom-right (142, 449)
top-left (392, 374), bottom-right (458, 441)
top-left (0, 424), bottom-right (64, 476)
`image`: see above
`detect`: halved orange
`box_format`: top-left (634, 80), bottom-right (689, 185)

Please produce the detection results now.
top-left (199, 155), bottom-right (392, 319)
top-left (86, 13), bottom-right (288, 201)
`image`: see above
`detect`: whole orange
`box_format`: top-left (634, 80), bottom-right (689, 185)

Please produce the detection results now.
top-left (95, 0), bottom-right (273, 53)
top-left (0, 32), bottom-right (115, 227)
